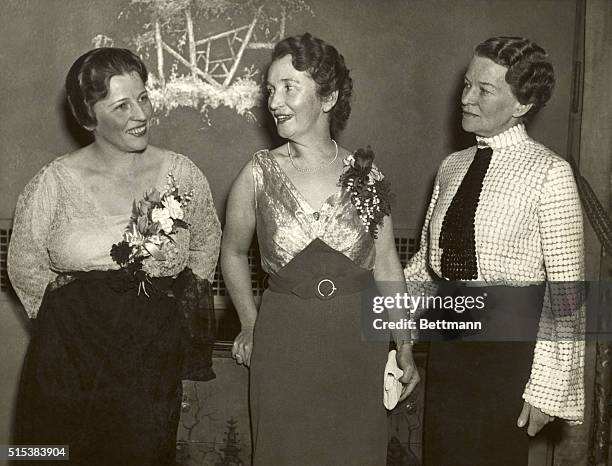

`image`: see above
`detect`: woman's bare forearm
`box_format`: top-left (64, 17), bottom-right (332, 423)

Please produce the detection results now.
top-left (221, 249), bottom-right (258, 328)
top-left (374, 216), bottom-right (413, 346)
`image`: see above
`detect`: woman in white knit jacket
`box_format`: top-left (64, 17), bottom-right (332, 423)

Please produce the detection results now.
top-left (404, 36), bottom-right (584, 466)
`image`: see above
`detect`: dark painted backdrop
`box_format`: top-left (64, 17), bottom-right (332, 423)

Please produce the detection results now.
top-left (1, 0), bottom-right (577, 229)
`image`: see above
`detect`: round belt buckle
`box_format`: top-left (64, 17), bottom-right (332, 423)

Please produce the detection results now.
top-left (316, 278), bottom-right (337, 300)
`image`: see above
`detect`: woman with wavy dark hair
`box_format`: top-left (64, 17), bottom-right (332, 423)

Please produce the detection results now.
top-left (8, 47), bottom-right (221, 465)
top-left (404, 36), bottom-right (584, 465)
top-left (221, 33), bottom-right (420, 465)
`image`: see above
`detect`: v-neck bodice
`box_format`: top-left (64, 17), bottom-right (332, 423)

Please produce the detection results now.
top-left (54, 153), bottom-right (175, 218)
top-left (45, 155), bottom-right (179, 273)
top-left (267, 152), bottom-right (343, 215)
top-left (8, 149), bottom-right (223, 317)
top-left (15, 151), bottom-right (212, 275)
top-left (252, 150), bottom-right (375, 273)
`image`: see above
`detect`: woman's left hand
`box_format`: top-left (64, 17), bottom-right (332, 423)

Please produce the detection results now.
top-left (517, 401), bottom-right (555, 436)
top-left (396, 343), bottom-right (420, 401)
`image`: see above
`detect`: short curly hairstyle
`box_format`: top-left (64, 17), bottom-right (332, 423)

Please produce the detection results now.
top-left (65, 47), bottom-right (148, 129)
top-left (271, 33), bottom-right (353, 137)
top-left (475, 36), bottom-right (555, 117)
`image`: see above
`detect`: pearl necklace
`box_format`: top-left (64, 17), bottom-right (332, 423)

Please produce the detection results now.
top-left (288, 139), bottom-right (338, 174)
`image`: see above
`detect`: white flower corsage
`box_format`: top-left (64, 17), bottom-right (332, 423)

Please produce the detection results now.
top-left (110, 173), bottom-right (192, 295)
top-left (338, 146), bottom-right (392, 238)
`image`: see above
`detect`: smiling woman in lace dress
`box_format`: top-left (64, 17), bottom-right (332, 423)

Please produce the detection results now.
top-left (8, 48), bottom-right (221, 465)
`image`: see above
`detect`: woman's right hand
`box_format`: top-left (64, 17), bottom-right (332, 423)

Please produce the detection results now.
top-left (232, 325), bottom-right (254, 367)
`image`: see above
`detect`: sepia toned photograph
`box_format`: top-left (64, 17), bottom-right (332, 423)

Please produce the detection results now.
top-left (0, 0), bottom-right (610, 465)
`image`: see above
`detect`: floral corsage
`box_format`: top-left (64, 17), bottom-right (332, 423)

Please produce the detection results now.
top-left (110, 173), bottom-right (192, 295)
top-left (338, 146), bottom-right (392, 238)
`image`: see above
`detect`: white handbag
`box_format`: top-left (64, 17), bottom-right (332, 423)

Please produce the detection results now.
top-left (383, 350), bottom-right (404, 410)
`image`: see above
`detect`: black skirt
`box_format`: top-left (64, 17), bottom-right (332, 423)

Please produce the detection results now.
top-left (13, 270), bottom-right (186, 466)
top-left (422, 283), bottom-right (545, 466)
top-left (250, 239), bottom-right (389, 466)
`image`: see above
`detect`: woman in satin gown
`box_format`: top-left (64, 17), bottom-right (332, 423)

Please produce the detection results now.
top-left (8, 48), bottom-right (221, 465)
top-left (221, 33), bottom-right (420, 466)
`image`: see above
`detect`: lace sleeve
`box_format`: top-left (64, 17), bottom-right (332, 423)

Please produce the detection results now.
top-left (184, 160), bottom-right (221, 281)
top-left (8, 163), bottom-right (59, 318)
top-left (523, 159), bottom-right (585, 423)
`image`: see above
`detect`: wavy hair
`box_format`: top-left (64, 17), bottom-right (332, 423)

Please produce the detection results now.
top-left (272, 33), bottom-right (353, 136)
top-left (475, 36), bottom-right (555, 117)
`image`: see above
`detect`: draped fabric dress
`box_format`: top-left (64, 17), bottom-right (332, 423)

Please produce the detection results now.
top-left (250, 150), bottom-right (389, 466)
top-left (7, 151), bottom-right (221, 465)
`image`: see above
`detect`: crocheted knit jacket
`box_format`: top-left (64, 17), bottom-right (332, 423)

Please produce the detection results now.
top-left (404, 124), bottom-right (585, 422)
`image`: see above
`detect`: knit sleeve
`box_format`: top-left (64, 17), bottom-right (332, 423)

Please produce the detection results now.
top-left (404, 167), bottom-right (442, 305)
top-left (522, 158), bottom-right (585, 423)
top-left (8, 163), bottom-right (59, 318)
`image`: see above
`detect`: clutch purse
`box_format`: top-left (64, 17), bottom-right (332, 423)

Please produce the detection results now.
top-left (383, 349), bottom-right (404, 410)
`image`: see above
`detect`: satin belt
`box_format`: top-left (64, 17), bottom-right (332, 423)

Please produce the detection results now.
top-left (268, 269), bottom-right (375, 300)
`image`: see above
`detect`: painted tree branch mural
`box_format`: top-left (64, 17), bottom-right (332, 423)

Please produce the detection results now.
top-left (94, 0), bottom-right (312, 123)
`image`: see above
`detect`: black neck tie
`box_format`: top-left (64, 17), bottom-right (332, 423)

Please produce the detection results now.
top-left (439, 146), bottom-right (493, 280)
